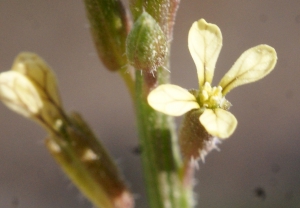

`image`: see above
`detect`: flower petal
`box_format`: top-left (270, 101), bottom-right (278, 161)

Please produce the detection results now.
top-left (199, 108), bottom-right (237, 139)
top-left (11, 52), bottom-right (62, 106)
top-left (219, 44), bottom-right (277, 95)
top-left (188, 19), bottom-right (222, 88)
top-left (0, 71), bottom-right (43, 117)
top-left (147, 84), bottom-right (200, 116)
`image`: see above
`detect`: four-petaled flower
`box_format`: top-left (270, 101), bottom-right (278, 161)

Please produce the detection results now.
top-left (148, 19), bottom-right (277, 139)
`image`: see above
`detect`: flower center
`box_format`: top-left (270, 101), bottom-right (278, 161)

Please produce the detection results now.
top-left (199, 82), bottom-right (231, 110)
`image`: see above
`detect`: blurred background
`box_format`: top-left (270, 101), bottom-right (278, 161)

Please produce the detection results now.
top-left (0, 1), bottom-right (300, 207)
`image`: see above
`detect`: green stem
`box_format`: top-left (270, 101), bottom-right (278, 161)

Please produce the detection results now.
top-left (126, 0), bottom-right (193, 206)
top-left (118, 68), bottom-right (135, 101)
top-left (135, 69), bottom-right (193, 208)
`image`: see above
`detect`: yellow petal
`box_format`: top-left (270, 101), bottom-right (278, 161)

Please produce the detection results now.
top-left (0, 71), bottom-right (43, 117)
top-left (219, 44), bottom-right (277, 95)
top-left (11, 52), bottom-right (62, 106)
top-left (188, 19), bottom-right (222, 88)
top-left (199, 108), bottom-right (237, 139)
top-left (147, 84), bottom-right (200, 116)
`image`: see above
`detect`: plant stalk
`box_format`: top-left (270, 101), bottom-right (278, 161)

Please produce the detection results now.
top-left (134, 67), bottom-right (193, 208)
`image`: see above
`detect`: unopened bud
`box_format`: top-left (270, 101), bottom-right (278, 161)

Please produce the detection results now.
top-left (129, 0), bottom-right (180, 39)
top-left (126, 12), bottom-right (168, 72)
top-left (84, 0), bottom-right (129, 71)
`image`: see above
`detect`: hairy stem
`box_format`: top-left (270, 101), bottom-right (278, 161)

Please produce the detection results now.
top-left (135, 67), bottom-right (193, 208)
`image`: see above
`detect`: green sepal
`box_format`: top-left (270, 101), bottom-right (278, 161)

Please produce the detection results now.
top-left (179, 110), bottom-right (214, 162)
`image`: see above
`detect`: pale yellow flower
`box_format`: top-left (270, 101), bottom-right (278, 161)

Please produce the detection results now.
top-left (148, 19), bottom-right (277, 139)
top-left (0, 52), bottom-right (64, 132)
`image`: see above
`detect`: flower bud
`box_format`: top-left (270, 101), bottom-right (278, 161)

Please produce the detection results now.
top-left (129, 0), bottom-right (180, 39)
top-left (126, 12), bottom-right (168, 72)
top-left (0, 52), bottom-right (64, 133)
top-left (84, 0), bottom-right (130, 71)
